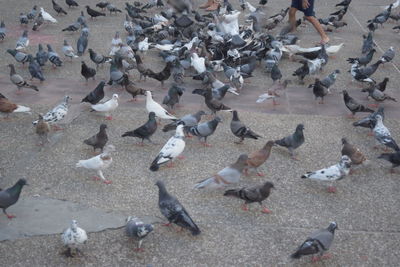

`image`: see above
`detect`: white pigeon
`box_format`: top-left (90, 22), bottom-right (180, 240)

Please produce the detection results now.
top-left (15, 30), bottom-right (29, 51)
top-left (40, 7), bottom-right (57, 23)
top-left (301, 155), bottom-right (352, 193)
top-left (76, 144), bottom-right (115, 184)
top-left (193, 154), bottom-right (249, 189)
top-left (109, 32), bottom-right (123, 56)
top-left (219, 11), bottom-right (240, 36)
top-left (32, 96), bottom-right (70, 129)
top-left (91, 94), bottom-right (119, 120)
top-left (183, 36), bottom-right (199, 51)
top-left (245, 2), bottom-right (257, 12)
top-left (191, 53), bottom-right (206, 74)
top-left (153, 43), bottom-right (175, 51)
top-left (138, 37), bottom-right (149, 52)
top-left (307, 58), bottom-right (325, 74)
top-left (62, 40), bottom-right (78, 60)
top-left (149, 124), bottom-right (185, 171)
top-left (373, 115), bottom-right (400, 151)
top-left (61, 220), bottom-right (88, 257)
top-left (145, 91), bottom-right (176, 120)
top-left (326, 43), bottom-right (344, 55)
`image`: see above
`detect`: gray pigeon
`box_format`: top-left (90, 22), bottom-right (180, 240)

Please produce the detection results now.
top-left (27, 55), bottom-right (45, 82)
top-left (156, 180), bottom-right (201, 235)
top-left (125, 217), bottom-right (154, 252)
top-left (291, 222), bottom-right (338, 262)
top-left (6, 49), bottom-right (29, 65)
top-left (36, 44), bottom-right (48, 66)
top-left (32, 13), bottom-right (44, 31)
top-left (19, 13), bottom-right (28, 25)
top-left (342, 90), bottom-right (374, 118)
top-left (270, 64), bottom-right (282, 84)
top-left (0, 21), bottom-right (5, 41)
top-left (224, 181), bottom-right (274, 213)
top-left (162, 110), bottom-right (206, 133)
top-left (188, 116), bottom-right (222, 146)
top-left (0, 179), bottom-right (28, 219)
top-left (380, 46), bottom-right (395, 65)
top-left (230, 110), bottom-right (261, 144)
top-left (88, 48), bottom-right (112, 69)
top-left (8, 64), bottom-right (39, 94)
top-left (62, 21), bottom-right (81, 32)
top-left (320, 69), bottom-right (340, 92)
top-left (361, 32), bottom-right (375, 54)
top-left (27, 6), bottom-right (38, 20)
top-left (83, 124), bottom-right (108, 152)
top-left (194, 154), bottom-right (248, 189)
top-left (163, 84), bottom-right (185, 110)
top-left (47, 44), bottom-right (63, 67)
top-left (77, 31), bottom-right (89, 56)
top-left (16, 30), bottom-right (29, 50)
top-left (353, 106), bottom-right (384, 134)
top-left (347, 49), bottom-right (376, 66)
top-left (275, 124), bottom-right (305, 160)
top-left (121, 112), bottom-right (157, 145)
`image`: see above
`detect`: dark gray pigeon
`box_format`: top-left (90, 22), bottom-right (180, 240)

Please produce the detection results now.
top-left (77, 31), bottom-right (89, 56)
top-left (361, 32), bottom-right (375, 54)
top-left (83, 124), bottom-right (108, 152)
top-left (81, 61), bottom-right (96, 82)
top-left (342, 90), bottom-right (374, 118)
top-left (27, 55), bottom-right (45, 82)
top-left (88, 48), bottom-right (111, 69)
top-left (36, 44), bottom-right (48, 66)
top-left (224, 181), bottom-right (274, 213)
top-left (270, 64), bottom-right (282, 83)
top-left (378, 151), bottom-right (400, 173)
top-left (291, 222), bottom-right (338, 262)
top-left (320, 69), bottom-right (340, 92)
top-left (347, 49), bottom-right (375, 66)
top-left (188, 116), bottom-right (222, 146)
top-left (47, 44), bottom-right (63, 67)
top-left (309, 78), bottom-right (328, 104)
top-left (163, 84), bottom-right (185, 110)
top-left (0, 179), bottom-right (28, 219)
top-left (125, 217), bottom-right (154, 252)
top-left (156, 180), bottom-right (201, 236)
top-left (162, 110), bottom-right (206, 132)
top-left (81, 81), bottom-right (105, 104)
top-left (230, 110), bottom-right (261, 144)
top-left (121, 112), bottom-right (157, 145)
top-left (275, 124), bottom-right (305, 160)
top-left (62, 21), bottom-right (81, 32)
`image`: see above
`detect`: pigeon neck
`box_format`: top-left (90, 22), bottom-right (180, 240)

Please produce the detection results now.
top-left (7, 182), bottom-right (24, 197)
top-left (9, 66), bottom-right (16, 76)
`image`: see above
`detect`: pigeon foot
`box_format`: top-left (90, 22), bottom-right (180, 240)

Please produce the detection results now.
top-left (103, 180), bottom-right (112, 184)
top-left (241, 204), bottom-right (249, 211)
top-left (105, 116), bottom-right (113, 120)
top-left (261, 207), bottom-right (271, 214)
top-left (257, 172), bottom-right (265, 177)
top-left (92, 176), bottom-right (101, 181)
top-left (177, 155), bottom-right (185, 160)
top-left (6, 214), bottom-right (16, 219)
top-left (327, 186), bottom-right (337, 193)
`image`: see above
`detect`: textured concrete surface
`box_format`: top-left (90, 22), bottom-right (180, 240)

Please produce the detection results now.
top-left (0, 0), bottom-right (400, 266)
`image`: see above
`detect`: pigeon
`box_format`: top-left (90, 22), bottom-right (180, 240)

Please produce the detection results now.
top-left (84, 124), bottom-right (108, 153)
top-left (291, 222), bottom-right (338, 262)
top-left (77, 31), bottom-right (89, 56)
top-left (163, 85), bottom-right (185, 111)
top-left (301, 156), bottom-right (352, 193)
top-left (78, 13), bottom-right (87, 27)
top-left (27, 55), bottom-right (45, 82)
top-left (8, 64), bottom-right (39, 94)
top-left (145, 91), bottom-right (176, 120)
top-left (194, 154), bottom-right (248, 189)
top-left (6, 49), bottom-right (29, 65)
top-left (353, 106), bottom-right (385, 135)
top-left (15, 30), bottom-right (29, 50)
top-left (162, 111), bottom-right (206, 133)
top-left (146, 61), bottom-right (173, 87)
top-left (107, 56), bottom-right (128, 86)
top-left (96, 1), bottom-right (109, 10)
top-left (361, 32), bottom-right (375, 55)
top-left (350, 59), bottom-right (383, 83)
top-left (341, 138), bottom-right (367, 168)
top-left (76, 144), bottom-right (115, 184)
top-left (81, 81), bottom-right (105, 104)
top-left (270, 64), bottom-right (282, 84)
top-left (200, 87), bottom-right (232, 115)
top-left (35, 114), bottom-right (50, 146)
top-left (150, 124), bottom-right (185, 171)
top-left (188, 116), bottom-right (222, 147)
top-left (27, 6), bottom-right (38, 20)
top-left (367, 4), bottom-right (392, 26)
top-left (124, 81), bottom-right (146, 102)
top-left (320, 70), bottom-right (340, 92)
top-left (122, 112), bottom-right (157, 145)
top-left (245, 141), bottom-right (275, 176)
top-left (224, 181), bottom-right (274, 213)
top-left (380, 46), bottom-right (395, 65)
top-left (86, 5), bottom-right (106, 19)
top-left (275, 124), bottom-right (305, 160)
top-left (256, 80), bottom-right (291, 106)
top-left (61, 220), bottom-right (88, 257)
top-left (191, 53), bottom-right (206, 74)
top-left (156, 180), bottom-right (201, 235)
top-left (81, 61), bottom-right (96, 82)
top-left (66, 0), bottom-right (79, 8)
top-left (378, 151), bottom-right (400, 173)
top-left (40, 7), bottom-right (58, 23)
top-left (134, 54), bottom-right (150, 81)
top-left (91, 94), bottom-right (119, 120)
top-left (47, 44), bottom-right (63, 67)
top-left (62, 40), bottom-right (78, 60)
top-left (342, 90), bottom-right (374, 118)
top-left (19, 13), bottom-right (29, 25)
top-left (106, 3), bottom-right (122, 14)
top-left (63, 22), bottom-right (81, 33)
top-left (125, 217), bottom-right (154, 252)
top-left (0, 179), bottom-right (28, 219)
top-left (32, 96), bottom-right (71, 129)
top-left (373, 115), bottom-right (400, 151)
top-left (0, 21), bottom-right (5, 42)
top-left (36, 44), bottom-right (48, 66)
top-left (347, 49), bottom-right (376, 66)
top-left (52, 0), bottom-right (68, 15)
top-left (88, 48), bottom-right (111, 69)
top-left (377, 77), bottom-right (389, 92)
top-left (32, 13), bottom-right (44, 31)
top-left (0, 96), bottom-right (31, 119)
top-left (361, 83), bottom-right (396, 106)
top-left (230, 110), bottom-right (261, 144)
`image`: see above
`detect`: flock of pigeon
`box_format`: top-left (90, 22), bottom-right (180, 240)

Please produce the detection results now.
top-left (0, 0), bottom-right (399, 263)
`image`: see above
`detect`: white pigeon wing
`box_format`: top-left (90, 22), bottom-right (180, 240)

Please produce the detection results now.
top-left (156, 137), bottom-right (185, 164)
top-left (303, 163), bottom-right (343, 181)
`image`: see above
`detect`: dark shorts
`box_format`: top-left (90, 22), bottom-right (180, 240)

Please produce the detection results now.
top-left (291, 0), bottom-right (315, 17)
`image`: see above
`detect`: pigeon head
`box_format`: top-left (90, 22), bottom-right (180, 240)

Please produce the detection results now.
top-left (264, 140), bottom-right (275, 149)
top-left (100, 124), bottom-right (107, 130)
top-left (144, 224), bottom-right (154, 233)
top-left (263, 181), bottom-right (274, 190)
top-left (197, 110), bottom-right (206, 116)
top-left (327, 222), bottom-right (338, 232)
top-left (341, 138), bottom-right (348, 145)
top-left (334, 69), bottom-right (341, 74)
top-left (145, 91), bottom-right (152, 98)
top-left (63, 95), bottom-right (71, 103)
top-left (340, 155), bottom-right (352, 169)
top-left (112, 94), bottom-right (119, 100)
top-left (149, 112), bottom-right (156, 119)
top-left (237, 154), bottom-right (249, 163)
top-left (17, 178), bottom-right (28, 187)
top-left (231, 110), bottom-right (239, 121)
top-left (71, 220), bottom-right (78, 230)
top-left (296, 124), bottom-right (304, 131)
top-left (175, 124), bottom-right (185, 136)
top-left (375, 114), bottom-right (383, 122)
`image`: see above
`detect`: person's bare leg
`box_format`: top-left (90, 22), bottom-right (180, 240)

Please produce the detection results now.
top-left (305, 16), bottom-right (330, 44)
top-left (289, 7), bottom-right (298, 32)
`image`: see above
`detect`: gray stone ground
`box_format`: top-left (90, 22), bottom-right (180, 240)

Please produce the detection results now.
top-left (0, 0), bottom-right (400, 266)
